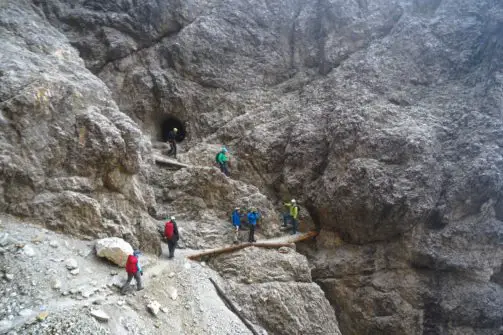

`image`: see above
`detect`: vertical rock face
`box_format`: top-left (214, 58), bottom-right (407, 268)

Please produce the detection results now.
top-left (3, 0), bottom-right (503, 333)
top-left (0, 0), bottom-right (160, 253)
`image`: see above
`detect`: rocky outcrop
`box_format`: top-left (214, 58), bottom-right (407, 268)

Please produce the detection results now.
top-left (211, 247), bottom-right (341, 335)
top-left (0, 0), bottom-right (160, 253)
top-left (149, 160), bottom-right (283, 248)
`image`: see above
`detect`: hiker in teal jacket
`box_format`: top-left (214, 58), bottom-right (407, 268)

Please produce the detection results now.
top-left (216, 147), bottom-right (230, 176)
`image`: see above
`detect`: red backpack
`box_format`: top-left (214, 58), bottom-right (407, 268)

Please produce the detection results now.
top-left (164, 221), bottom-right (174, 240)
top-left (126, 255), bottom-right (138, 274)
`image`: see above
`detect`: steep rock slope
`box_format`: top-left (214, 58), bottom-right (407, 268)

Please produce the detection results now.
top-left (17, 0), bottom-right (503, 333)
top-left (0, 0), bottom-right (160, 253)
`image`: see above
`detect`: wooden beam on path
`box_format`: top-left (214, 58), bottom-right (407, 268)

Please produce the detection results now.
top-left (153, 154), bottom-right (190, 169)
top-left (187, 231), bottom-right (318, 261)
top-left (209, 277), bottom-right (260, 335)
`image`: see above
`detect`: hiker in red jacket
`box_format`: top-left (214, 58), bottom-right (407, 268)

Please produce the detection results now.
top-left (120, 250), bottom-right (144, 294)
top-left (164, 216), bottom-right (180, 259)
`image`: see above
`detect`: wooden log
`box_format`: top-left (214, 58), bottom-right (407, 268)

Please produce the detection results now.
top-left (153, 154), bottom-right (190, 168)
top-left (187, 231), bottom-right (318, 260)
top-left (209, 277), bottom-right (260, 335)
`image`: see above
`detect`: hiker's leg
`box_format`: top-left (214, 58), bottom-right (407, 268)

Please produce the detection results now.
top-left (224, 163), bottom-right (230, 176)
top-left (167, 240), bottom-right (174, 258)
top-left (283, 214), bottom-right (291, 227)
top-left (134, 271), bottom-right (143, 291)
top-left (291, 219), bottom-right (298, 234)
top-left (120, 273), bottom-right (133, 293)
top-left (173, 142), bottom-right (177, 158)
top-left (249, 225), bottom-right (255, 242)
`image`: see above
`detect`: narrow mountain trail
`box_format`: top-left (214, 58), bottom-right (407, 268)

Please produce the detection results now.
top-left (0, 215), bottom-right (253, 335)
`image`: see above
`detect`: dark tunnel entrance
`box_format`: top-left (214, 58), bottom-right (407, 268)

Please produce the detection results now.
top-left (160, 117), bottom-right (186, 142)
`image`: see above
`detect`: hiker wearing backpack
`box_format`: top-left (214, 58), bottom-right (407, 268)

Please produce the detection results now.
top-left (216, 147), bottom-right (230, 176)
top-left (283, 199), bottom-right (299, 235)
top-left (232, 207), bottom-right (243, 242)
top-left (164, 216), bottom-right (180, 259)
top-left (120, 250), bottom-right (144, 294)
top-left (166, 128), bottom-right (178, 158)
top-left (247, 208), bottom-right (260, 243)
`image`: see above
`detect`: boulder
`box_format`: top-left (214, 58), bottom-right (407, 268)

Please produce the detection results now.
top-left (90, 310), bottom-right (110, 322)
top-left (95, 237), bottom-right (134, 267)
top-left (147, 301), bottom-right (161, 316)
top-left (210, 247), bottom-right (311, 284)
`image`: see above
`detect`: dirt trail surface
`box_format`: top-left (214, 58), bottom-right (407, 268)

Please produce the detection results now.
top-left (0, 215), bottom-right (252, 335)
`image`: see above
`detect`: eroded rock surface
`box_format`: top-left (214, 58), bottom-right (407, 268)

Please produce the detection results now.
top-left (211, 247), bottom-right (341, 335)
top-left (2, 0), bottom-right (503, 334)
top-left (0, 0), bottom-right (160, 253)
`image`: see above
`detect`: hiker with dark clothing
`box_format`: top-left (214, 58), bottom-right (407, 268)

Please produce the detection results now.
top-left (121, 250), bottom-right (144, 294)
top-left (247, 208), bottom-right (260, 243)
top-left (166, 128), bottom-right (178, 158)
top-left (164, 216), bottom-right (180, 259)
top-left (216, 147), bottom-right (230, 176)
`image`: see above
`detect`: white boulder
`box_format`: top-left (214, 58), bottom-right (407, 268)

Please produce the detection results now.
top-left (95, 237), bottom-right (133, 267)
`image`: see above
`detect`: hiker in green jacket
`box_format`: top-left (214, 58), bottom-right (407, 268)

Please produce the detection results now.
top-left (283, 199), bottom-right (299, 235)
top-left (216, 147), bottom-right (230, 176)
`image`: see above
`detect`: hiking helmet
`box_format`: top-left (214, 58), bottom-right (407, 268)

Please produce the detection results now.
top-left (170, 216), bottom-right (176, 221)
top-left (222, 147), bottom-right (228, 153)
top-left (133, 250), bottom-right (141, 256)
top-left (291, 199), bottom-right (296, 203)
top-left (173, 128), bottom-right (178, 132)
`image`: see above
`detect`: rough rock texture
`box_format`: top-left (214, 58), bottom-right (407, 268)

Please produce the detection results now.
top-left (0, 0), bottom-right (160, 254)
top-left (150, 163), bottom-right (282, 248)
top-left (95, 237), bottom-right (134, 267)
top-left (211, 247), bottom-right (341, 335)
top-left (4, 0), bottom-right (503, 333)
top-left (210, 247), bottom-right (310, 284)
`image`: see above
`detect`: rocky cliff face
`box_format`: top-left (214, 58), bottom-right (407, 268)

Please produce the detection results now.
top-left (0, 0), bottom-right (160, 254)
top-left (2, 0), bottom-right (503, 334)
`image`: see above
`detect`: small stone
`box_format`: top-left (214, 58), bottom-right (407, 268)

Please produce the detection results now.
top-left (70, 268), bottom-right (80, 276)
top-left (90, 309), bottom-right (109, 322)
top-left (116, 300), bottom-right (125, 306)
top-left (70, 288), bottom-right (78, 294)
top-left (61, 291), bottom-right (69, 296)
top-left (23, 245), bottom-right (36, 257)
top-left (168, 287), bottom-right (178, 301)
top-left (0, 319), bottom-right (12, 332)
top-left (110, 271), bottom-right (118, 276)
top-left (93, 298), bottom-right (105, 305)
top-left (31, 234), bottom-right (44, 244)
top-left (18, 309), bottom-right (33, 317)
top-left (161, 307), bottom-right (168, 313)
top-left (4, 273), bottom-right (13, 281)
top-left (201, 261), bottom-right (206, 267)
top-left (36, 312), bottom-right (49, 321)
top-left (0, 233), bottom-right (11, 247)
top-left (52, 280), bottom-right (61, 290)
top-left (49, 241), bottom-right (58, 248)
top-left (147, 301), bottom-right (161, 316)
top-left (167, 272), bottom-right (175, 278)
top-left (66, 258), bottom-right (78, 270)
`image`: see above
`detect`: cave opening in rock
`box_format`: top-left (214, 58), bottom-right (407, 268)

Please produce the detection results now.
top-left (160, 117), bottom-right (186, 142)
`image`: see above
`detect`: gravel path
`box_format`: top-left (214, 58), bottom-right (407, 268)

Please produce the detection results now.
top-left (0, 215), bottom-right (252, 335)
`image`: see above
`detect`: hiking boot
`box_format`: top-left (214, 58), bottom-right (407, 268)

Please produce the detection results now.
top-left (137, 286), bottom-right (144, 292)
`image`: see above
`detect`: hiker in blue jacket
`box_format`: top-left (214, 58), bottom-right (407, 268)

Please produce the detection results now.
top-left (247, 208), bottom-right (260, 243)
top-left (232, 207), bottom-right (242, 242)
